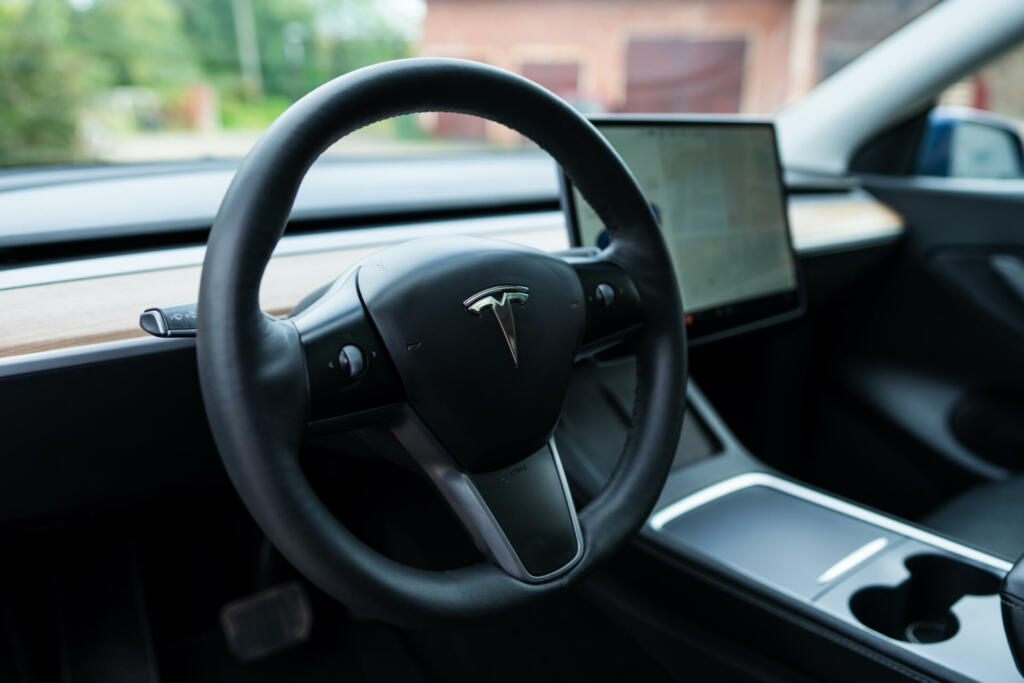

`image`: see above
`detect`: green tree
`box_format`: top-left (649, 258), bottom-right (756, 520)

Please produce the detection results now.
top-left (0, 0), bottom-right (423, 165)
top-left (174, 0), bottom-right (415, 100)
top-left (175, 0), bottom-right (239, 75)
top-left (70, 0), bottom-right (200, 88)
top-left (312, 0), bottom-right (415, 88)
top-left (0, 0), bottom-right (84, 166)
top-left (173, 0), bottom-right (415, 127)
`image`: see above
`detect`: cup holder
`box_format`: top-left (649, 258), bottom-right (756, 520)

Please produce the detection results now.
top-left (849, 554), bottom-right (1001, 644)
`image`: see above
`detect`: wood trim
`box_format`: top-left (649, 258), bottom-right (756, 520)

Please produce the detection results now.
top-left (0, 228), bottom-right (567, 359)
top-left (788, 196), bottom-right (904, 252)
top-left (0, 199), bottom-right (902, 360)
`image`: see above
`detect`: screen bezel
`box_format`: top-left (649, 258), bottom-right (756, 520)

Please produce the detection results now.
top-left (559, 115), bottom-right (805, 345)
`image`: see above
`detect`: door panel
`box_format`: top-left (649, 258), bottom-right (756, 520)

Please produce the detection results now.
top-left (808, 175), bottom-right (1024, 516)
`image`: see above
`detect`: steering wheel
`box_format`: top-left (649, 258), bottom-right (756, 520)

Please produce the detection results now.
top-left (197, 58), bottom-right (686, 626)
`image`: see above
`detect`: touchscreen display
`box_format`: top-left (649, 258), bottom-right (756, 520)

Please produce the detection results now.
top-left (565, 119), bottom-right (801, 340)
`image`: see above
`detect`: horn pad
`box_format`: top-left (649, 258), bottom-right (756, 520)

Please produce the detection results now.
top-left (357, 235), bottom-right (585, 472)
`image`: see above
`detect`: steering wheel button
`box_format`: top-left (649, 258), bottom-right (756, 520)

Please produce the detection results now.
top-left (595, 282), bottom-right (615, 308)
top-left (337, 344), bottom-right (366, 378)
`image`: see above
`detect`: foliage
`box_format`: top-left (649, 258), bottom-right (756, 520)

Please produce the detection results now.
top-left (71, 0), bottom-right (200, 88)
top-left (220, 93), bottom-right (292, 129)
top-left (0, 0), bottom-right (419, 166)
top-left (0, 0), bottom-right (84, 166)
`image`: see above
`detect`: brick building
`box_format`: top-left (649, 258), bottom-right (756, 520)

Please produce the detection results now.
top-left (417, 0), bottom-right (939, 141)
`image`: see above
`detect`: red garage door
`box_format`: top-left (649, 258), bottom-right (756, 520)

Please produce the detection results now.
top-left (435, 112), bottom-right (487, 140)
top-left (522, 62), bottom-right (580, 99)
top-left (625, 38), bottom-right (746, 113)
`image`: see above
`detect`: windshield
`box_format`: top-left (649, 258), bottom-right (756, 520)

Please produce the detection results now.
top-left (1, 0), bottom-right (942, 167)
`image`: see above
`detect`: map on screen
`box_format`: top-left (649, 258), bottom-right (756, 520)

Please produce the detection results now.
top-left (572, 123), bottom-right (797, 315)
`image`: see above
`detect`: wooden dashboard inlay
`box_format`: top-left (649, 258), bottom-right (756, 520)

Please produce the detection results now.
top-left (0, 227), bottom-right (566, 359)
top-left (0, 197), bottom-right (902, 360)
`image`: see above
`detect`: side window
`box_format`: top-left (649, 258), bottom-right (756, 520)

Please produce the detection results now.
top-left (940, 43), bottom-right (1024, 122)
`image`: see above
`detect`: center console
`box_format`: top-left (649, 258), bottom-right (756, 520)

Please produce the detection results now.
top-left (556, 362), bottom-right (1018, 682)
top-left (648, 470), bottom-right (1015, 681)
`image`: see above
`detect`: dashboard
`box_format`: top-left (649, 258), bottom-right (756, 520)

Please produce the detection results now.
top-left (0, 150), bottom-right (903, 362)
top-left (562, 118), bottom-right (803, 342)
top-left (0, 147), bottom-right (905, 528)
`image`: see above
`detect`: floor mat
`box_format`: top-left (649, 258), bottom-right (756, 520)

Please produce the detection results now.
top-left (159, 619), bottom-right (432, 683)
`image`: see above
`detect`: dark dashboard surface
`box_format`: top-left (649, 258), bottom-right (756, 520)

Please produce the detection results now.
top-left (0, 153), bottom-right (557, 251)
top-left (0, 148), bottom-right (905, 530)
top-left (0, 234), bottom-right (899, 531)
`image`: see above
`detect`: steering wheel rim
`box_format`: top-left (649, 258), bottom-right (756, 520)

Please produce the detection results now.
top-left (198, 58), bottom-right (686, 625)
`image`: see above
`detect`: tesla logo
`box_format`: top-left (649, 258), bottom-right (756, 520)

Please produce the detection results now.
top-left (463, 285), bottom-right (529, 367)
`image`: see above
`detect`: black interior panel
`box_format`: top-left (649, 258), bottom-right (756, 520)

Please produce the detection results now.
top-left (799, 176), bottom-right (1024, 522)
top-left (0, 343), bottom-right (224, 529)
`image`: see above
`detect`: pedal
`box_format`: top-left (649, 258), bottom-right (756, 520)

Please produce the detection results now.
top-left (219, 582), bottom-right (313, 662)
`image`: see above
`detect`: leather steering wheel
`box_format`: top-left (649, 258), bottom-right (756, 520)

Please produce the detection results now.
top-left (197, 58), bottom-right (686, 626)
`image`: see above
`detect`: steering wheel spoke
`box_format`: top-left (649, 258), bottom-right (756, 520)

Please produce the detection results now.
top-left (563, 252), bottom-right (645, 357)
top-left (389, 407), bottom-right (583, 583)
top-left (290, 268), bottom-right (405, 425)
